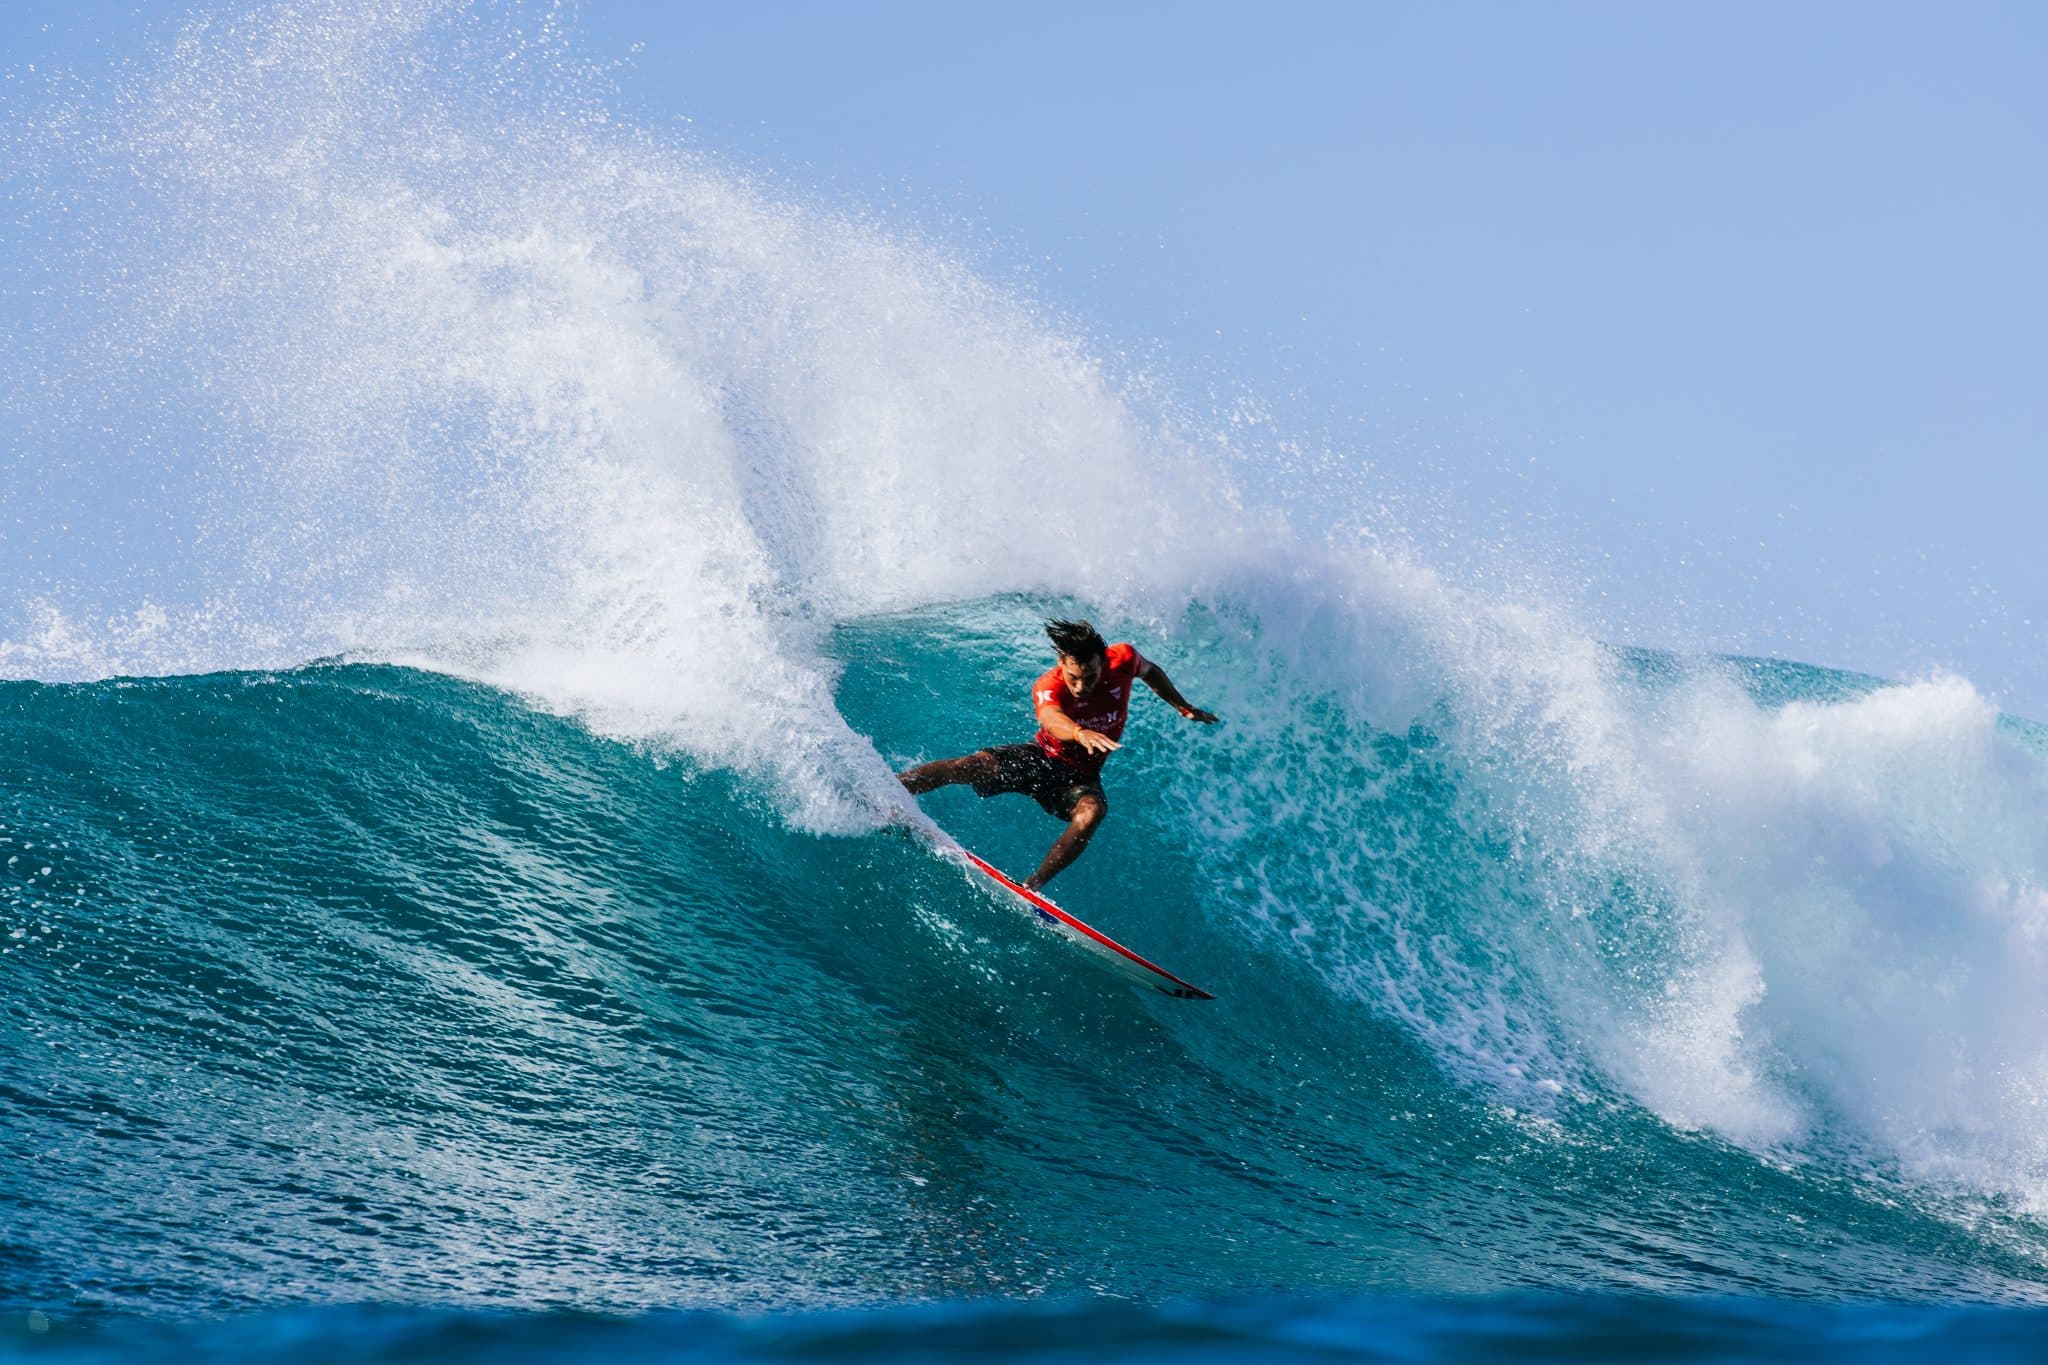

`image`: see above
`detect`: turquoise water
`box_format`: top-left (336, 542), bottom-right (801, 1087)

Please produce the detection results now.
top-left (7, 3), bottom-right (2048, 1356)
top-left (6, 621), bottom-right (2048, 1333)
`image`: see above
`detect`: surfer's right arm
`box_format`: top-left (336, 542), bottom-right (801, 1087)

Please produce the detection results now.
top-left (1036, 701), bottom-right (1120, 755)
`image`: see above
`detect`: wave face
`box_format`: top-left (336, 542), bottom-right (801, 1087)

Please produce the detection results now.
top-left (6, 644), bottom-right (2048, 1316)
top-left (6, 0), bottom-right (2048, 1328)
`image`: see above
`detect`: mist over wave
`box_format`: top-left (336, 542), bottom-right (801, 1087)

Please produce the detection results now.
top-left (2, 0), bottom-right (1260, 831)
top-left (5, 0), bottom-right (2048, 1319)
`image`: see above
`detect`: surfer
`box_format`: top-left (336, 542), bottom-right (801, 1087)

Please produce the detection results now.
top-left (898, 618), bottom-right (1219, 890)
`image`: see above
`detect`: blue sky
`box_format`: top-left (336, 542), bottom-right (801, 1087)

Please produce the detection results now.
top-left (6, 2), bottom-right (2046, 711)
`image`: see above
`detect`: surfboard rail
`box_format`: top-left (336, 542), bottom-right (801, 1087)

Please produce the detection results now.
top-left (936, 838), bottom-right (1214, 1000)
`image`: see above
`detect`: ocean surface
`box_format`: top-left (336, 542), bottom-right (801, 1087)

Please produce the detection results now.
top-left (6, 3), bottom-right (2048, 1360)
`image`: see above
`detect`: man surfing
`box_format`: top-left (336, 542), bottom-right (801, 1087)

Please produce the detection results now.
top-left (897, 619), bottom-right (1219, 891)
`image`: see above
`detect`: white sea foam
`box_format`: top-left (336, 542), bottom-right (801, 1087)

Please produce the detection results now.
top-left (1168, 550), bottom-right (2048, 1204)
top-left (2, 0), bottom-right (1247, 828)
top-left (8, 0), bottom-right (2048, 1211)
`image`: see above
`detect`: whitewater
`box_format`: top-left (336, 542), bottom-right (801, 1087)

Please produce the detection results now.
top-left (5, 2), bottom-right (2048, 1358)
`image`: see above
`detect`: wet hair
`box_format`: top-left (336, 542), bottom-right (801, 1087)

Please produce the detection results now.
top-left (1045, 618), bottom-right (1107, 663)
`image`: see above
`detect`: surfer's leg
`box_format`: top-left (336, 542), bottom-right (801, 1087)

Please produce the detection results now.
top-left (1024, 794), bottom-right (1107, 891)
top-left (898, 750), bottom-right (1002, 795)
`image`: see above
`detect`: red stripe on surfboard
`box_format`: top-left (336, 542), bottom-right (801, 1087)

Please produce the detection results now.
top-left (956, 849), bottom-right (1214, 1000)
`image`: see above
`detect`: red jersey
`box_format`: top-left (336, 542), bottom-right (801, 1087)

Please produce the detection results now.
top-left (1032, 642), bottom-right (1148, 775)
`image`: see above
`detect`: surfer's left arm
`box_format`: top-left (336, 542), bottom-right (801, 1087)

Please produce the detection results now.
top-left (1136, 659), bottom-right (1219, 725)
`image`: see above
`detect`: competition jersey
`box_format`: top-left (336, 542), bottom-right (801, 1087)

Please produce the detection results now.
top-left (1032, 642), bottom-right (1147, 775)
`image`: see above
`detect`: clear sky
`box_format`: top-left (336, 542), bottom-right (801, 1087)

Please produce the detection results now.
top-left (6, 3), bottom-right (2046, 711)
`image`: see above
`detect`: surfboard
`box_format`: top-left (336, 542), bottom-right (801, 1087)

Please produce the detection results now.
top-left (930, 833), bottom-right (1213, 1000)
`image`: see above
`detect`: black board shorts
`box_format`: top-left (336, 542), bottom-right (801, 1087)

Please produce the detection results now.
top-left (970, 743), bottom-right (1106, 821)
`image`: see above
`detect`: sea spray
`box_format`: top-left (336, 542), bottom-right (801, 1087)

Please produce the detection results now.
top-left (1, 0), bottom-right (1248, 829)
